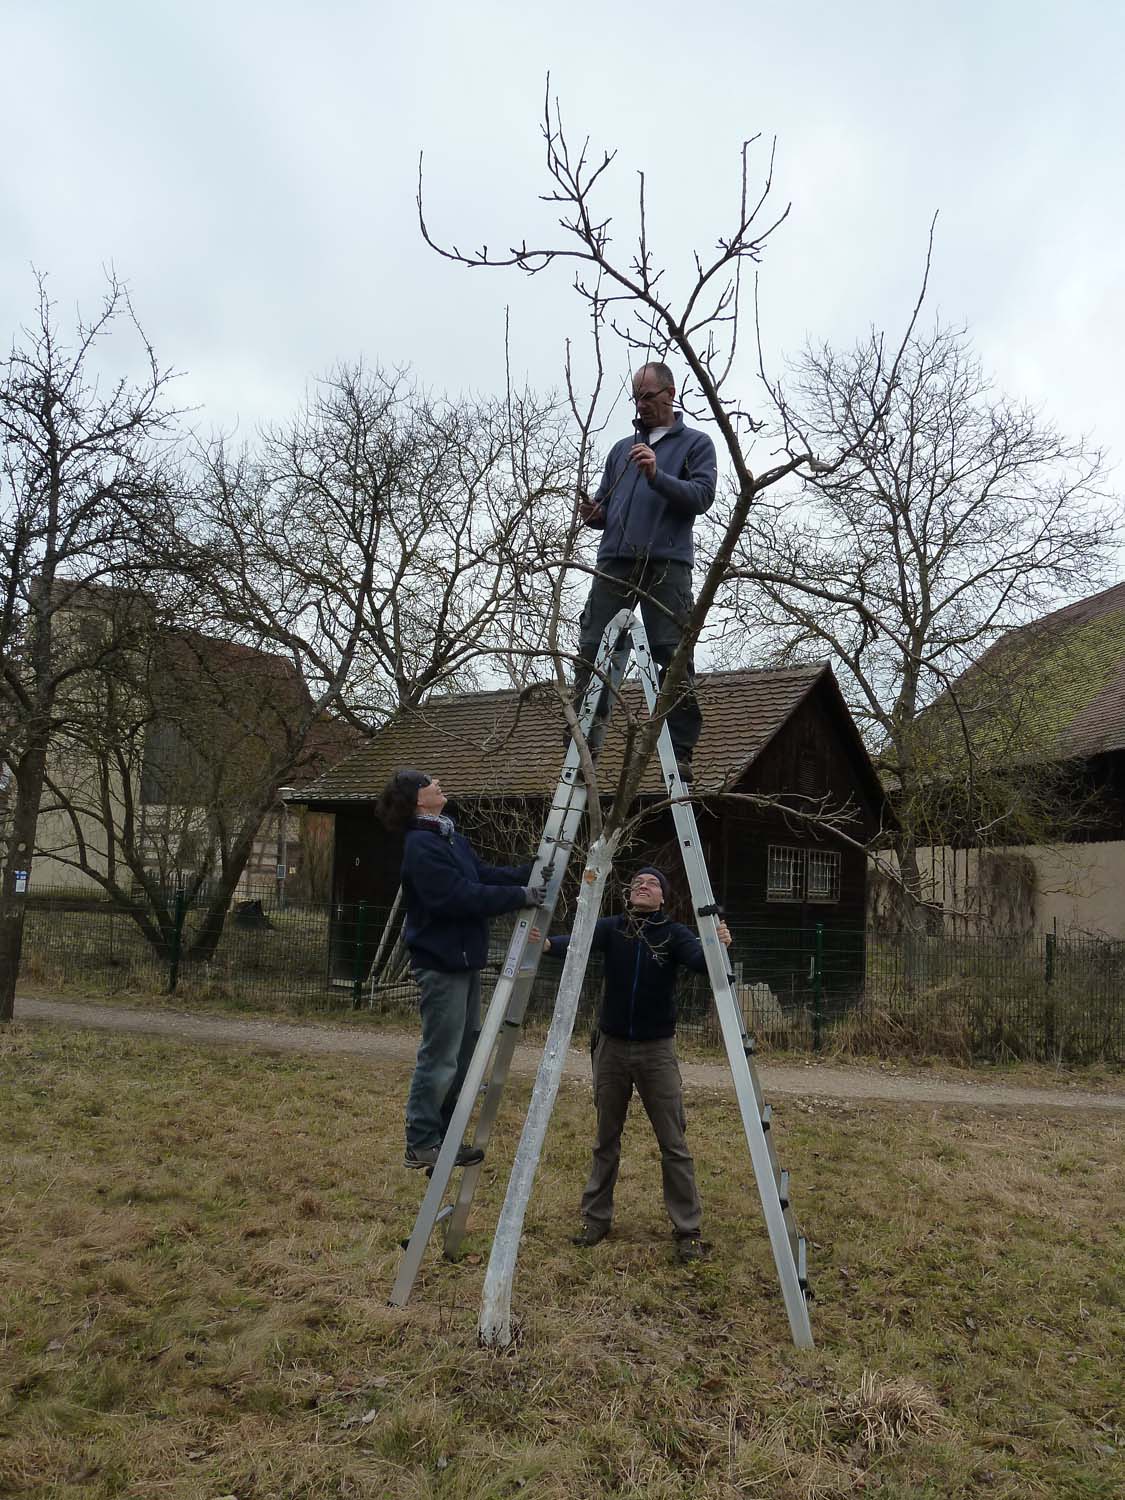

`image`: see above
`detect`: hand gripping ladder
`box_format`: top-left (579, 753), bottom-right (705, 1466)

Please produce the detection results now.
top-left (388, 609), bottom-right (635, 1308)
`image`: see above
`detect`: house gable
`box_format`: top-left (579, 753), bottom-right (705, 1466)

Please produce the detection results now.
top-left (923, 580), bottom-right (1125, 768)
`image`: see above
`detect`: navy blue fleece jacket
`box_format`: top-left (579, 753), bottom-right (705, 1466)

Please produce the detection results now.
top-left (587, 413), bottom-right (717, 566)
top-left (546, 910), bottom-right (708, 1041)
top-left (401, 819), bottom-right (531, 973)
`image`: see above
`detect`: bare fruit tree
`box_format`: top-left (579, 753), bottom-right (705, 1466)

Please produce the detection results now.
top-left (0, 274), bottom-right (181, 1020)
top-left (199, 364), bottom-right (578, 723)
top-left (724, 322), bottom-right (1116, 920)
top-left (415, 88), bottom-right (932, 1344)
top-left (3, 339), bottom-right (579, 990)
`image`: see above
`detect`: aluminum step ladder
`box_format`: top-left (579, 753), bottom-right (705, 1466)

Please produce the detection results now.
top-left (389, 610), bottom-right (813, 1349)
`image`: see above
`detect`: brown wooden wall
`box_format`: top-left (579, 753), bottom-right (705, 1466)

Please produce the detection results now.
top-left (322, 678), bottom-right (879, 999)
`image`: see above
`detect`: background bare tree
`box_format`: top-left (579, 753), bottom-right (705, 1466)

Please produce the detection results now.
top-left (1, 337), bottom-right (582, 998)
top-left (110, 364), bottom-right (577, 957)
top-left (34, 594), bottom-right (332, 961)
top-left (199, 364), bottom-right (578, 720)
top-left (0, 275), bottom-right (180, 1019)
top-left (723, 322), bottom-right (1116, 920)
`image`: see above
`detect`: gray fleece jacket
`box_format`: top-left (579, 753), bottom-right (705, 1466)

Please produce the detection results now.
top-left (587, 413), bottom-right (717, 566)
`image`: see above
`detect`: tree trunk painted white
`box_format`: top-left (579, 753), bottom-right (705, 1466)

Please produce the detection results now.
top-left (478, 831), bottom-right (619, 1349)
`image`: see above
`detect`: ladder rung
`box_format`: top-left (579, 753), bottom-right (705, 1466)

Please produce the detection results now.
top-left (761, 1104), bottom-right (772, 1131)
top-left (797, 1235), bottom-right (809, 1291)
top-left (778, 1169), bottom-right (789, 1209)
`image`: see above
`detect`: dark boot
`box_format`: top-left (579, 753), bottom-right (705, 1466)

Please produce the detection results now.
top-left (571, 1221), bottom-right (610, 1247)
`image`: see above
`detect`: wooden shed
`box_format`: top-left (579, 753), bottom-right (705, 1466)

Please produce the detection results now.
top-left (297, 664), bottom-right (889, 1007)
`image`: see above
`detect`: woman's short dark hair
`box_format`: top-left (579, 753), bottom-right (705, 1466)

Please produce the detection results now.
top-left (377, 768), bottom-right (430, 833)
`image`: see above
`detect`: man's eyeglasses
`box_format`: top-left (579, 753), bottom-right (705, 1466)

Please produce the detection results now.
top-left (633, 386), bottom-right (672, 405)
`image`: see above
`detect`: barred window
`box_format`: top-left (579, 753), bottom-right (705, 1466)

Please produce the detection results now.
top-left (768, 845), bottom-right (841, 903)
top-left (767, 846), bottom-right (804, 902)
top-left (806, 848), bottom-right (841, 903)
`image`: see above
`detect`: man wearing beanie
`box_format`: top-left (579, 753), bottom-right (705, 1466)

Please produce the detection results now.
top-left (378, 768), bottom-right (546, 1171)
top-left (535, 865), bottom-right (731, 1262)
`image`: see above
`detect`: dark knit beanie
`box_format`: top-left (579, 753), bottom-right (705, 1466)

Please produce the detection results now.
top-left (633, 865), bottom-right (669, 902)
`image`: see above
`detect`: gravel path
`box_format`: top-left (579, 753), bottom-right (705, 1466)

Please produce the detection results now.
top-left (14, 993), bottom-right (1124, 1113)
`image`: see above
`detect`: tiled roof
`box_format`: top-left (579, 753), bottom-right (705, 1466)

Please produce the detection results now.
top-left (928, 581), bottom-right (1125, 764)
top-left (298, 664), bottom-right (831, 803)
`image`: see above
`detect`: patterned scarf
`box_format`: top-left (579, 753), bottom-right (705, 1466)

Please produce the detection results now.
top-left (414, 812), bottom-right (456, 839)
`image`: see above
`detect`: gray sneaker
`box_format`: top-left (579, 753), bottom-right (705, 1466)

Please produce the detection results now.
top-left (404, 1144), bottom-right (441, 1170)
top-left (404, 1142), bottom-right (484, 1172)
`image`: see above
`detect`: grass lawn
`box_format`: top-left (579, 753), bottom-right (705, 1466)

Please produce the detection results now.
top-left (1, 1024), bottom-right (1122, 1498)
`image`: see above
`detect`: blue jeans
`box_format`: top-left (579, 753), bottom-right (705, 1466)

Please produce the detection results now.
top-left (575, 558), bottom-right (702, 755)
top-left (404, 967), bottom-right (482, 1150)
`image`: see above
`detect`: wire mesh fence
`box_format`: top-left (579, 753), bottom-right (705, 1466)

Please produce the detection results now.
top-left (15, 885), bottom-right (1125, 1062)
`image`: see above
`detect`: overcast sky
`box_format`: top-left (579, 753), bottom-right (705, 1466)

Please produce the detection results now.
top-left (4, 1), bottom-right (1123, 502)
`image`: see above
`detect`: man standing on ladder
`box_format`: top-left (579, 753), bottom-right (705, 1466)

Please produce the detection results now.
top-left (377, 769), bottom-right (546, 1171)
top-left (533, 866), bottom-right (732, 1262)
top-left (571, 363), bottom-right (717, 783)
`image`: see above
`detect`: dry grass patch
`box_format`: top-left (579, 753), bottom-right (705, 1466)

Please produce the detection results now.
top-left (1, 1022), bottom-right (1122, 1498)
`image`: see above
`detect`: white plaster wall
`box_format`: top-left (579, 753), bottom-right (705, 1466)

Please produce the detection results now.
top-left (912, 842), bottom-right (1125, 940)
top-left (31, 739), bottom-right (134, 894)
top-left (32, 805), bottom-right (109, 892)
top-left (1026, 842), bottom-right (1125, 940)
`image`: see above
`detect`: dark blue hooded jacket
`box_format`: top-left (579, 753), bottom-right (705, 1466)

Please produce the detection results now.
top-left (401, 818), bottom-right (531, 973)
top-left (547, 910), bottom-right (708, 1041)
top-left (588, 413), bottom-right (717, 566)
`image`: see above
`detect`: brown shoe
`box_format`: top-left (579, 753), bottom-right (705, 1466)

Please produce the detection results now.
top-left (675, 1236), bottom-right (704, 1264)
top-left (571, 1221), bottom-right (610, 1247)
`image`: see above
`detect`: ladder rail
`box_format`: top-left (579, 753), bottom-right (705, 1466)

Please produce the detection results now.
top-left (388, 611), bottom-right (634, 1306)
top-left (440, 767), bottom-right (591, 1259)
top-left (630, 624), bottom-right (814, 1349)
top-left (478, 830), bottom-right (618, 1347)
top-left (442, 619), bottom-right (640, 1258)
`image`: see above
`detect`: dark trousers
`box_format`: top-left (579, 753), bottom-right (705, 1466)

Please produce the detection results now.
top-left (580, 1032), bottom-right (702, 1238)
top-left (404, 967), bottom-right (481, 1149)
top-left (574, 558), bottom-right (702, 756)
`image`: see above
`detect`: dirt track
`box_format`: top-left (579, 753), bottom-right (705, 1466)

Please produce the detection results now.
top-left (14, 993), bottom-right (1124, 1113)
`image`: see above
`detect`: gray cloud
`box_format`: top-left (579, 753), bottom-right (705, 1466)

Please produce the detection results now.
top-left (3, 0), bottom-right (1122, 487)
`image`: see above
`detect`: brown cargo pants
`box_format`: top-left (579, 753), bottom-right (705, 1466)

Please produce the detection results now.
top-left (580, 1032), bottom-right (702, 1238)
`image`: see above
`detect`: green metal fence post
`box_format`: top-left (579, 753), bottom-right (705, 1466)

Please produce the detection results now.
top-left (168, 889), bottom-right (187, 994)
top-left (1044, 930), bottom-right (1057, 1057)
top-left (813, 922), bottom-right (824, 1053)
top-left (352, 902), bottom-right (367, 1009)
